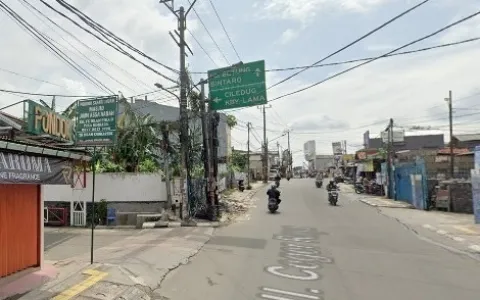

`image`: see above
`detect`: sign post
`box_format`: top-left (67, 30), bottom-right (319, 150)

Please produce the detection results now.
top-left (74, 95), bottom-right (118, 265)
top-left (207, 60), bottom-right (267, 110)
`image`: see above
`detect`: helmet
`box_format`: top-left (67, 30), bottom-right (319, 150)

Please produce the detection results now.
top-left (330, 180), bottom-right (334, 184)
top-left (271, 185), bottom-right (277, 190)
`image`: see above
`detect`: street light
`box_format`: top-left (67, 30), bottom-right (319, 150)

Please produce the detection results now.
top-left (154, 83), bottom-right (180, 100)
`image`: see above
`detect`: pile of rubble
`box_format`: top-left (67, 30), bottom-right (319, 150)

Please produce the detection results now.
top-left (219, 188), bottom-right (260, 224)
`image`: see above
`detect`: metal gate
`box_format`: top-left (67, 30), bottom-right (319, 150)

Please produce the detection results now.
top-left (71, 201), bottom-right (86, 227)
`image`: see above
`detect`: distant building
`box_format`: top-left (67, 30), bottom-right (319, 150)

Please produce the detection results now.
top-left (451, 134), bottom-right (480, 150)
top-left (364, 130), bottom-right (444, 151)
top-left (130, 100), bottom-right (231, 161)
top-left (314, 154), bottom-right (334, 171)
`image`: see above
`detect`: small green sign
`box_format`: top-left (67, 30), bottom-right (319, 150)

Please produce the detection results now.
top-left (75, 96), bottom-right (118, 146)
top-left (207, 60), bottom-right (267, 110)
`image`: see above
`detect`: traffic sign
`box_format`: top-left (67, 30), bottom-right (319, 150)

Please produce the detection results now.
top-left (207, 60), bottom-right (267, 110)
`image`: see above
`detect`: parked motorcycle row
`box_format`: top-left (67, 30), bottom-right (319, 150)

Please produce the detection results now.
top-left (354, 182), bottom-right (385, 196)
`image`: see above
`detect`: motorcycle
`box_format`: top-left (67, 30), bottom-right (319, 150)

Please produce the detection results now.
top-left (268, 198), bottom-right (279, 213)
top-left (354, 183), bottom-right (365, 194)
top-left (328, 189), bottom-right (339, 206)
top-left (315, 180), bottom-right (323, 188)
top-left (238, 180), bottom-right (245, 192)
top-left (370, 182), bottom-right (384, 196)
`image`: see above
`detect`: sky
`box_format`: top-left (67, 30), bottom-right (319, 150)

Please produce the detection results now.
top-left (1, 0), bottom-right (480, 166)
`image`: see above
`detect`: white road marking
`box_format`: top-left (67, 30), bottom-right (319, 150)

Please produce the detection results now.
top-left (436, 230), bottom-right (448, 235)
top-left (262, 287), bottom-right (320, 299)
top-left (468, 245), bottom-right (480, 253)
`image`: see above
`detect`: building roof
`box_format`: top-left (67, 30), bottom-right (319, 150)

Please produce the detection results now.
top-left (454, 133), bottom-right (480, 142)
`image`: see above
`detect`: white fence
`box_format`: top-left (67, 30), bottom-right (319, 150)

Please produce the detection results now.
top-left (43, 172), bottom-right (167, 203)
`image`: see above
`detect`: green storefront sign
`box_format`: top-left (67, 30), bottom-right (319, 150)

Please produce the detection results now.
top-left (75, 96), bottom-right (118, 146)
top-left (26, 100), bottom-right (74, 142)
top-left (207, 60), bottom-right (267, 110)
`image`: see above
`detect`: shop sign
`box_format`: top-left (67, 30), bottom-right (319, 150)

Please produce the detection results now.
top-left (0, 150), bottom-right (73, 185)
top-left (26, 100), bottom-right (74, 141)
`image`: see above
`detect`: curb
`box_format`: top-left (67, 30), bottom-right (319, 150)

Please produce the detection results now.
top-left (422, 224), bottom-right (480, 253)
top-left (359, 198), bottom-right (414, 209)
top-left (142, 221), bottom-right (220, 229)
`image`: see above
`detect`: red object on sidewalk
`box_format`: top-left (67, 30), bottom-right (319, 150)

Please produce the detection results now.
top-left (0, 264), bottom-right (57, 299)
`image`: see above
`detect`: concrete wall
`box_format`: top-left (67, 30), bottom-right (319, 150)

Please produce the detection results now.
top-left (43, 173), bottom-right (166, 203)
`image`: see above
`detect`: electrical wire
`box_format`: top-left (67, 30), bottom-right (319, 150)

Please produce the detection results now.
top-left (207, 0), bottom-right (241, 62)
top-left (186, 0), bottom-right (230, 65)
top-left (55, 0), bottom-right (178, 74)
top-left (20, 0), bottom-right (144, 94)
top-left (0, 88), bottom-right (104, 98)
top-left (39, 0), bottom-right (178, 85)
top-left (20, 1), bottom-right (153, 92)
top-left (268, 10), bottom-right (480, 104)
top-left (0, 67), bottom-right (72, 89)
top-left (189, 37), bottom-right (480, 74)
top-left (187, 29), bottom-right (219, 67)
top-left (267, 0), bottom-right (432, 90)
top-left (19, 0), bottom-right (137, 94)
top-left (0, 1), bottom-right (114, 94)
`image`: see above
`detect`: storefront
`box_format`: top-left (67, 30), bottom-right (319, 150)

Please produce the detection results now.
top-left (0, 140), bottom-right (89, 284)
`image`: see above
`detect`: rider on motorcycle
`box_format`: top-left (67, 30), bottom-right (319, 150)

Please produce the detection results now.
top-left (274, 173), bottom-right (281, 182)
top-left (267, 185), bottom-right (281, 204)
top-left (326, 180), bottom-right (338, 191)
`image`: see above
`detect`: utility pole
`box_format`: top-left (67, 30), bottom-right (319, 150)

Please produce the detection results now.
top-left (161, 0), bottom-right (197, 218)
top-left (199, 79), bottom-right (214, 219)
top-left (446, 90), bottom-right (454, 179)
top-left (259, 104), bottom-right (271, 183)
top-left (386, 118), bottom-right (394, 199)
top-left (247, 122), bottom-right (251, 188)
top-left (286, 129), bottom-right (291, 177)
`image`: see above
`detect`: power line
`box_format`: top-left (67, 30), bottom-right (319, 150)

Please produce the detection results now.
top-left (187, 29), bottom-right (219, 66)
top-left (39, 0), bottom-right (178, 85)
top-left (0, 87), bottom-right (105, 98)
top-left (0, 67), bottom-right (72, 89)
top-left (268, 10), bottom-right (480, 104)
top-left (20, 0), bottom-right (149, 93)
top-left (55, 0), bottom-right (179, 74)
top-left (207, 0), bottom-right (241, 61)
top-left (267, 0), bottom-right (432, 90)
top-left (186, 0), bottom-right (230, 65)
top-left (18, 0), bottom-right (137, 94)
top-left (189, 37), bottom-right (480, 74)
top-left (0, 1), bottom-right (114, 94)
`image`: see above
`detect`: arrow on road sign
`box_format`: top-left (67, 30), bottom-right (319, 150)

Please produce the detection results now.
top-left (255, 68), bottom-right (261, 77)
top-left (213, 98), bottom-right (221, 103)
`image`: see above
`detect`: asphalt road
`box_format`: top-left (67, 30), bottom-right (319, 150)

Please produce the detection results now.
top-left (160, 178), bottom-right (480, 300)
top-left (44, 229), bottom-right (76, 251)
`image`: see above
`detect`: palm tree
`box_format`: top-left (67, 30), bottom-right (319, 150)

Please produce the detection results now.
top-left (226, 114), bottom-right (237, 128)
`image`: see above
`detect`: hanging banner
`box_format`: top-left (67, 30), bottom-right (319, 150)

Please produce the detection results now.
top-left (0, 150), bottom-right (73, 185)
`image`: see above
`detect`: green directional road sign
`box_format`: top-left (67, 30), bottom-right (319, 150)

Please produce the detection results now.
top-left (208, 60), bottom-right (267, 110)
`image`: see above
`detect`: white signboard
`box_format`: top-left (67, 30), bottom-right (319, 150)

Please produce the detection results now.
top-left (381, 130), bottom-right (405, 143)
top-left (332, 141), bottom-right (343, 154)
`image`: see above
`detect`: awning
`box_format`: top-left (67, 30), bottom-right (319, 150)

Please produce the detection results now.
top-left (0, 140), bottom-right (90, 185)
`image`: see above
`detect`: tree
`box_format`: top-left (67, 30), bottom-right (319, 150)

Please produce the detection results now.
top-left (230, 149), bottom-right (248, 171)
top-left (226, 114), bottom-right (237, 128)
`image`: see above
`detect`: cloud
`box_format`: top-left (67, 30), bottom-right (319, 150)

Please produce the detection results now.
top-left (290, 115), bottom-right (349, 131)
top-left (257, 0), bottom-right (390, 23)
top-left (277, 28), bottom-right (299, 45)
